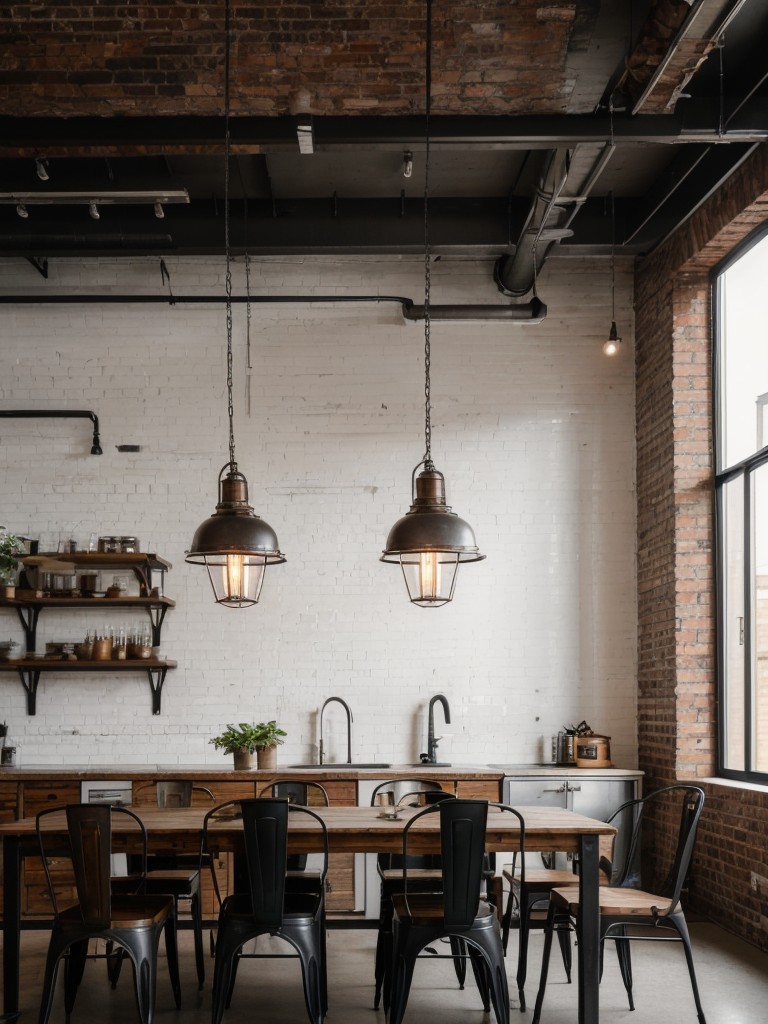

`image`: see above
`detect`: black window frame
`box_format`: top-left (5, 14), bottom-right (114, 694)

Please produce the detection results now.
top-left (713, 221), bottom-right (768, 785)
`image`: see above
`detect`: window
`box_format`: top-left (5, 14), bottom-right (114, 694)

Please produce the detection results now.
top-left (715, 228), bottom-right (768, 781)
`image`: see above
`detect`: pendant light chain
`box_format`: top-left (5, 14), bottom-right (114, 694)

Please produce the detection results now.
top-left (610, 189), bottom-right (616, 322)
top-left (423, 0), bottom-right (433, 467)
top-left (224, 0), bottom-right (236, 474)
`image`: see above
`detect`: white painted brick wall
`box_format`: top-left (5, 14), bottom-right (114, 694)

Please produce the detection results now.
top-left (0, 254), bottom-right (637, 769)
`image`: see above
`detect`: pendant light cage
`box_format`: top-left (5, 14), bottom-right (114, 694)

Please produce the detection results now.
top-left (185, 0), bottom-right (285, 608)
top-left (380, 0), bottom-right (484, 607)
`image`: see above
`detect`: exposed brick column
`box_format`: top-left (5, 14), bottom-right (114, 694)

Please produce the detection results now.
top-left (635, 143), bottom-right (768, 948)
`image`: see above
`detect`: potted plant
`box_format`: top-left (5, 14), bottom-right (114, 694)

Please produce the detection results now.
top-left (0, 528), bottom-right (24, 598)
top-left (210, 721), bottom-right (287, 771)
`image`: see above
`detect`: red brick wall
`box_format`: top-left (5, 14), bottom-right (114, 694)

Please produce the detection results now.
top-left (635, 144), bottom-right (768, 950)
top-left (0, 1), bottom-right (578, 117)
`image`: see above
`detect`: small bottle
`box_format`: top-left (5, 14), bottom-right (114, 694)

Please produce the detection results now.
top-left (115, 626), bottom-right (127, 660)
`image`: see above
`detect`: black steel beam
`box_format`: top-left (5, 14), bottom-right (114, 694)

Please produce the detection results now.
top-left (2, 106), bottom-right (768, 152)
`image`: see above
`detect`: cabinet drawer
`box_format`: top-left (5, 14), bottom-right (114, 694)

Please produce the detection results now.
top-left (22, 783), bottom-right (81, 817)
top-left (456, 780), bottom-right (501, 800)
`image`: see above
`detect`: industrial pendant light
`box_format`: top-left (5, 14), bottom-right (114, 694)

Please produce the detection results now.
top-left (186, 0), bottom-right (285, 607)
top-left (603, 190), bottom-right (622, 357)
top-left (381, 0), bottom-right (485, 607)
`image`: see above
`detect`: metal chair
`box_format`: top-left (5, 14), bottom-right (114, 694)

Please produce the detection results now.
top-left (532, 785), bottom-right (707, 1024)
top-left (36, 803), bottom-right (181, 1024)
top-left (500, 853), bottom-right (576, 1009)
top-left (204, 798), bottom-right (329, 1024)
top-left (258, 780), bottom-right (330, 889)
top-left (122, 780), bottom-right (215, 990)
top-left (369, 778), bottom-right (460, 1010)
top-left (389, 800), bottom-right (523, 1024)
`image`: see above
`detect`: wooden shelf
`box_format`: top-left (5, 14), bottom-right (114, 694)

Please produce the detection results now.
top-left (0, 596), bottom-right (175, 609)
top-left (0, 659), bottom-right (177, 715)
top-left (21, 552), bottom-right (172, 571)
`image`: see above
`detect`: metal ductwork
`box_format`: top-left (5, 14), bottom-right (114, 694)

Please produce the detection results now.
top-left (494, 148), bottom-right (575, 298)
top-left (402, 298), bottom-right (546, 323)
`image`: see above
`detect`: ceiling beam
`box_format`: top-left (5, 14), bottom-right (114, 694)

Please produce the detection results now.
top-left (2, 107), bottom-right (768, 157)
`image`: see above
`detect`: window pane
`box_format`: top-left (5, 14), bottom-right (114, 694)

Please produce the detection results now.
top-left (753, 464), bottom-right (768, 772)
top-left (718, 232), bottom-right (768, 469)
top-left (722, 477), bottom-right (745, 771)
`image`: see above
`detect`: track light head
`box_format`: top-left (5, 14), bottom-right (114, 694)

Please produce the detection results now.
top-left (35, 158), bottom-right (49, 181)
top-left (88, 201), bottom-right (100, 220)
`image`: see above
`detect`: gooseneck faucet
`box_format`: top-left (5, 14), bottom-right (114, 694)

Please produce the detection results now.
top-left (319, 697), bottom-right (353, 765)
top-left (421, 693), bottom-right (451, 764)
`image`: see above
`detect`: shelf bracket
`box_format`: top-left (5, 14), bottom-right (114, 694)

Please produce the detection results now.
top-left (15, 668), bottom-right (41, 715)
top-left (146, 666), bottom-right (168, 715)
top-left (14, 605), bottom-right (40, 652)
top-left (146, 604), bottom-right (168, 647)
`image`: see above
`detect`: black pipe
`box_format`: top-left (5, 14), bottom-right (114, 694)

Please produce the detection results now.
top-left (0, 409), bottom-right (102, 454)
top-left (0, 293), bottom-right (546, 322)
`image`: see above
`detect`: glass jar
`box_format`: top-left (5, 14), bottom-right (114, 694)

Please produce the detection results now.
top-left (98, 536), bottom-right (120, 553)
top-left (120, 536), bottom-right (139, 553)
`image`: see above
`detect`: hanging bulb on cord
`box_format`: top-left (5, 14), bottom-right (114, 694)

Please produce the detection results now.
top-left (603, 320), bottom-right (621, 357)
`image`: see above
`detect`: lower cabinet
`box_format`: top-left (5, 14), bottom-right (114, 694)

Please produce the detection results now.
top-left (20, 783), bottom-right (81, 916)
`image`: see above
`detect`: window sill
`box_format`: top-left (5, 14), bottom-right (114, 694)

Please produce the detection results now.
top-left (699, 776), bottom-right (768, 795)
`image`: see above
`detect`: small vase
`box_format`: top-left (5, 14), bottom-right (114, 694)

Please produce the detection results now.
top-left (257, 745), bottom-right (277, 770)
top-left (2, 584), bottom-right (15, 599)
top-left (233, 748), bottom-right (254, 770)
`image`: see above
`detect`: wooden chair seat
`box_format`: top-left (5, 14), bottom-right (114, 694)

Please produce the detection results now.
top-left (380, 867), bottom-right (442, 883)
top-left (391, 892), bottom-right (495, 928)
top-left (144, 867), bottom-right (200, 895)
top-left (503, 866), bottom-right (576, 887)
top-left (58, 894), bottom-right (175, 929)
top-left (552, 885), bottom-right (673, 918)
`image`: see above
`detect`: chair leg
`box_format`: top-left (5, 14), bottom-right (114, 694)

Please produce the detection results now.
top-left (190, 890), bottom-right (206, 990)
top-left (516, 897), bottom-right (531, 1011)
top-left (671, 915), bottom-right (707, 1024)
top-left (467, 934), bottom-right (510, 1024)
top-left (531, 904), bottom-right (558, 1024)
top-left (450, 936), bottom-right (467, 989)
top-left (107, 943), bottom-right (126, 989)
top-left (63, 939), bottom-right (88, 1024)
top-left (501, 887), bottom-right (518, 955)
top-left (610, 925), bottom-right (634, 1011)
top-left (289, 921), bottom-right (325, 1024)
top-left (211, 920), bottom-right (246, 1024)
top-left (467, 942), bottom-right (491, 1012)
top-left (388, 919), bottom-right (421, 1024)
top-left (556, 919), bottom-right (572, 983)
top-left (164, 913), bottom-right (182, 1009)
top-left (225, 953), bottom-right (240, 1010)
top-left (373, 896), bottom-right (393, 1009)
top-left (38, 928), bottom-right (71, 1024)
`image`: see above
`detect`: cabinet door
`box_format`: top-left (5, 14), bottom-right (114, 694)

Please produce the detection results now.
top-left (21, 783), bottom-right (81, 916)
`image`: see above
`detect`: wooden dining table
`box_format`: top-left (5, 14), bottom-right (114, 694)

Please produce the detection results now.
top-left (1, 803), bottom-right (615, 1023)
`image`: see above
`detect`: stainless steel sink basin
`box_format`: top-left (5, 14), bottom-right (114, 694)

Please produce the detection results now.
top-left (286, 762), bottom-right (392, 769)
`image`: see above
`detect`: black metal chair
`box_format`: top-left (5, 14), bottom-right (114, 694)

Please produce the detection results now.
top-left (204, 798), bottom-right (329, 1024)
top-left (500, 853), bottom-right (577, 1009)
top-left (388, 799), bottom-right (523, 1024)
top-left (532, 785), bottom-right (707, 1024)
top-left (369, 778), bottom-right (461, 1010)
top-left (258, 779), bottom-right (330, 890)
top-left (36, 803), bottom-right (181, 1024)
top-left (132, 780), bottom-right (215, 989)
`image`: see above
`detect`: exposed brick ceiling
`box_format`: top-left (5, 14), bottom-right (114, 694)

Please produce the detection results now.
top-left (1, 0), bottom-right (767, 266)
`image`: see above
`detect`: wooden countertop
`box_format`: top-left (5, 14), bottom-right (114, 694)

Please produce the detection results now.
top-left (0, 763), bottom-right (505, 782)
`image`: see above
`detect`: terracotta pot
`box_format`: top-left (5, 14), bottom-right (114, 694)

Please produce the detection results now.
top-left (232, 748), bottom-right (254, 770)
top-left (257, 744), bottom-right (277, 770)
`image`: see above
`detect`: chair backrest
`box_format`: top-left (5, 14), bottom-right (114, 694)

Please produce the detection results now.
top-left (156, 780), bottom-right (216, 807)
top-left (202, 798), bottom-right (329, 927)
top-left (371, 778), bottom-right (451, 873)
top-left (259, 780), bottom-right (330, 806)
top-left (36, 803), bottom-right (148, 926)
top-left (401, 799), bottom-right (524, 930)
top-left (609, 784), bottom-right (705, 913)
top-left (369, 777), bottom-right (446, 809)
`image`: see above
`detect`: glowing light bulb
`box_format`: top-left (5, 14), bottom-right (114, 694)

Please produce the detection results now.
top-left (223, 554), bottom-right (249, 601)
top-left (419, 551), bottom-right (441, 601)
top-left (603, 321), bottom-right (621, 357)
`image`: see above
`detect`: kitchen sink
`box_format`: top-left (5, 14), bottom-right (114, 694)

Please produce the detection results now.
top-left (286, 762), bottom-right (392, 769)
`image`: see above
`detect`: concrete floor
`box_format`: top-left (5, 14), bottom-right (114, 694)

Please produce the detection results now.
top-left (5, 920), bottom-right (767, 1023)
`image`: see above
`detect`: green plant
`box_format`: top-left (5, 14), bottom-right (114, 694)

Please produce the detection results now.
top-left (209, 721), bottom-right (287, 755)
top-left (0, 527), bottom-right (24, 585)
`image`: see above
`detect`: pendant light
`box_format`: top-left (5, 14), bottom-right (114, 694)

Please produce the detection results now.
top-left (381, 0), bottom-right (485, 607)
top-left (186, 0), bottom-right (285, 608)
top-left (603, 190), bottom-right (622, 357)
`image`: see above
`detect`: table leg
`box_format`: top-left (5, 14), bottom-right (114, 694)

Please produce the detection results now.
top-left (577, 834), bottom-right (599, 1024)
top-left (2, 834), bottom-right (21, 1021)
